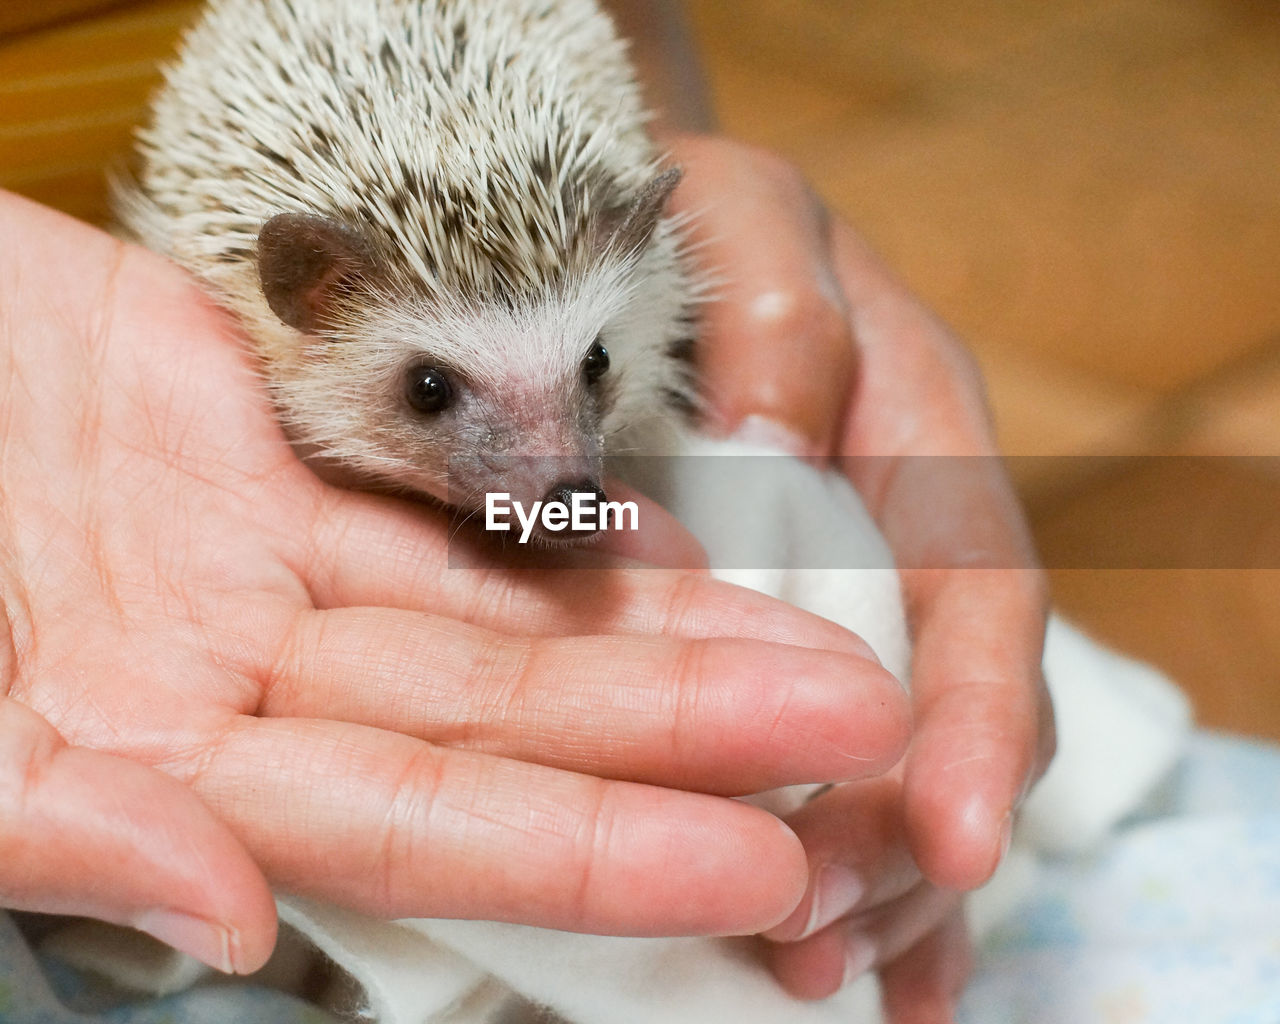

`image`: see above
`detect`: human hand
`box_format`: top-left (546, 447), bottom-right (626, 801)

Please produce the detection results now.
top-left (669, 134), bottom-right (1055, 1019)
top-left (0, 191), bottom-right (912, 972)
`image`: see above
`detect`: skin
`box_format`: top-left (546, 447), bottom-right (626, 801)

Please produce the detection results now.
top-left (609, 1), bottom-right (1055, 1016)
top-left (0, 190), bottom-right (912, 972)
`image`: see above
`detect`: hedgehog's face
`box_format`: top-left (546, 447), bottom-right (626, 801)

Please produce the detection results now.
top-left (364, 323), bottom-right (617, 522)
top-left (268, 287), bottom-right (626, 525)
top-left (253, 170), bottom-right (688, 534)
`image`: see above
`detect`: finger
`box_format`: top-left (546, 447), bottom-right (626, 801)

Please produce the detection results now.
top-left (181, 716), bottom-right (809, 937)
top-left (879, 909), bottom-right (974, 1024)
top-left (764, 883), bottom-right (961, 1001)
top-left (904, 570), bottom-right (1053, 889)
top-left (0, 698), bottom-right (277, 974)
top-left (828, 221), bottom-right (992, 466)
top-left (296, 488), bottom-right (883, 658)
top-left (761, 777), bottom-right (920, 943)
top-left (668, 135), bottom-right (855, 455)
top-left (256, 607), bottom-right (911, 794)
top-left (828, 220), bottom-right (1054, 890)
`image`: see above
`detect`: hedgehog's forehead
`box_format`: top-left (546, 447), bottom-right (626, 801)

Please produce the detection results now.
top-left (369, 257), bottom-right (634, 387)
top-left (350, 147), bottom-right (630, 302)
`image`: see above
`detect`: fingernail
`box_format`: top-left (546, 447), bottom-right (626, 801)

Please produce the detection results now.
top-left (843, 934), bottom-right (877, 987)
top-left (133, 910), bottom-right (239, 974)
top-left (727, 415), bottom-right (813, 458)
top-left (802, 863), bottom-right (865, 938)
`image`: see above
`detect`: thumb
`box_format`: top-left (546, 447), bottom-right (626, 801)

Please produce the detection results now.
top-left (0, 698), bottom-right (277, 974)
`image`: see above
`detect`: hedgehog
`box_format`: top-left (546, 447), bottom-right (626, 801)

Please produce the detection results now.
top-left (117, 0), bottom-right (699, 533)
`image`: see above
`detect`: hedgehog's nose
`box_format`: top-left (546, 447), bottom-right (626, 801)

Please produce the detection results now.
top-left (542, 479), bottom-right (608, 539)
top-left (544, 479), bottom-right (605, 508)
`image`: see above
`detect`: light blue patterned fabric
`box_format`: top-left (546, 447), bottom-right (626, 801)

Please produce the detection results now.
top-left (962, 734), bottom-right (1280, 1024)
top-left (3, 733), bottom-right (1278, 1024)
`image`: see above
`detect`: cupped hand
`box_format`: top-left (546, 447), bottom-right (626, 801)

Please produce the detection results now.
top-left (669, 134), bottom-right (1055, 1018)
top-left (0, 192), bottom-right (912, 973)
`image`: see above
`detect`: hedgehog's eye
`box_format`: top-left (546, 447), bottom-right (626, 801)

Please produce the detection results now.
top-left (405, 364), bottom-right (454, 414)
top-left (583, 340), bottom-right (610, 385)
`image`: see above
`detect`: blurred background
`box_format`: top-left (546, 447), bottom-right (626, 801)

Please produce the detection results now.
top-left (2, 0), bottom-right (1277, 739)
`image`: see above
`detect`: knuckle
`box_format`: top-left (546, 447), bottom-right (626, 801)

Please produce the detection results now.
top-left (373, 743), bottom-right (445, 911)
top-left (465, 634), bottom-right (532, 737)
top-left (656, 571), bottom-right (714, 637)
top-left (568, 780), bottom-right (614, 925)
top-left (665, 639), bottom-right (711, 763)
top-left (742, 284), bottom-right (851, 358)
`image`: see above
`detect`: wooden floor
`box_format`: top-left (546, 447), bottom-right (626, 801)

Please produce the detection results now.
top-left (687, 0), bottom-right (1280, 740)
top-left (2, 0), bottom-right (1277, 740)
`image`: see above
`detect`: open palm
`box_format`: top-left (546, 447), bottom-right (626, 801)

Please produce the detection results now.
top-left (0, 192), bottom-right (908, 973)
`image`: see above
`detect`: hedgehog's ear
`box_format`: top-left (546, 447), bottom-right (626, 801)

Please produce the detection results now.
top-left (600, 167), bottom-right (683, 256)
top-left (257, 212), bottom-right (375, 334)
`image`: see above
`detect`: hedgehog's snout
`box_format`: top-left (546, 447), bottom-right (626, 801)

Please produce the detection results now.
top-left (538, 479), bottom-right (608, 541)
top-left (543, 479), bottom-right (606, 509)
